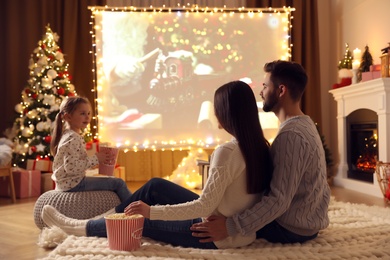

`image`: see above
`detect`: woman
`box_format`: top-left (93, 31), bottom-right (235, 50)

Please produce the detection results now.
top-left (42, 80), bottom-right (273, 249)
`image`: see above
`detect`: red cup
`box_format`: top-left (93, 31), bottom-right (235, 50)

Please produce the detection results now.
top-left (105, 213), bottom-right (144, 251)
top-left (99, 146), bottom-right (119, 176)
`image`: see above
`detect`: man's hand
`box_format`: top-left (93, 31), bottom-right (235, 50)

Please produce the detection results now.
top-left (190, 215), bottom-right (228, 242)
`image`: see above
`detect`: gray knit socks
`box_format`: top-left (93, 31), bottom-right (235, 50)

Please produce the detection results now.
top-left (41, 205), bottom-right (88, 236)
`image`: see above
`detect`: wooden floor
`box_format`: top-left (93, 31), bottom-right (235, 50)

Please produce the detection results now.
top-left (0, 182), bottom-right (388, 260)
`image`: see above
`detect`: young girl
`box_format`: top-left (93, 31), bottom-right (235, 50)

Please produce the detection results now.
top-left (50, 96), bottom-right (131, 202)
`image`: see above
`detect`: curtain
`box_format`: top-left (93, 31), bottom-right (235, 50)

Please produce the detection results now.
top-left (0, 0), bottom-right (105, 136)
top-left (247, 0), bottom-right (321, 125)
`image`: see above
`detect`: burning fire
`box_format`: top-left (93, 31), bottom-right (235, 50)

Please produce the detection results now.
top-left (356, 154), bottom-right (377, 171)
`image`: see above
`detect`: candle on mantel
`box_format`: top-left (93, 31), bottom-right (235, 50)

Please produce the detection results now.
top-left (353, 48), bottom-right (361, 62)
top-left (352, 60), bottom-right (360, 70)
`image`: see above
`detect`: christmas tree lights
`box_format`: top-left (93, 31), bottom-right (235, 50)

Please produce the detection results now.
top-left (88, 5), bottom-right (294, 151)
top-left (11, 25), bottom-right (88, 167)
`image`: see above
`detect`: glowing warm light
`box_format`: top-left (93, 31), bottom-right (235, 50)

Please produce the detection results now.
top-left (87, 5), bottom-right (293, 151)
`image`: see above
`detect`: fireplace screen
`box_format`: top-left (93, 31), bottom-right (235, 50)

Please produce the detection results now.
top-left (347, 122), bottom-right (378, 183)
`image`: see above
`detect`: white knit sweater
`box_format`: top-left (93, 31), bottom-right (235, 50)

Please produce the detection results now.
top-left (150, 139), bottom-right (262, 248)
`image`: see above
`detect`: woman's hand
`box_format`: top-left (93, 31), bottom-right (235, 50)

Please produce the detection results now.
top-left (124, 200), bottom-right (151, 219)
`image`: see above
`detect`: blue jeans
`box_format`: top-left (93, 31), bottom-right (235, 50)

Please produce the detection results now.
top-left (256, 220), bottom-right (318, 244)
top-left (86, 178), bottom-right (217, 249)
top-left (68, 176), bottom-right (132, 203)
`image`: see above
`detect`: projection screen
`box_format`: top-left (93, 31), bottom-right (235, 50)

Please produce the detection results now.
top-left (91, 7), bottom-right (292, 148)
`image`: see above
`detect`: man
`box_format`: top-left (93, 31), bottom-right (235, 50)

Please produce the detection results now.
top-left (191, 60), bottom-right (331, 244)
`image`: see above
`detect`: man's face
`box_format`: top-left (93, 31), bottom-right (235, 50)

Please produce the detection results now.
top-left (260, 73), bottom-right (279, 112)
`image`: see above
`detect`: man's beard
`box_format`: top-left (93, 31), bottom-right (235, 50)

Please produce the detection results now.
top-left (262, 92), bottom-right (278, 112)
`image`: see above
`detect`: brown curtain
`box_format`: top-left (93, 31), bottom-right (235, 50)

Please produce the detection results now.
top-left (247, 0), bottom-right (321, 125)
top-left (0, 0), bottom-right (105, 136)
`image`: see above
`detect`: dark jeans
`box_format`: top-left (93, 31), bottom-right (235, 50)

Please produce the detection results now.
top-left (68, 176), bottom-right (132, 203)
top-left (86, 177), bottom-right (316, 247)
top-left (86, 178), bottom-right (217, 249)
top-left (256, 220), bottom-right (318, 244)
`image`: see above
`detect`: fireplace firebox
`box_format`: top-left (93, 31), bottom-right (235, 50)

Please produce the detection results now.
top-left (347, 122), bottom-right (378, 182)
top-left (347, 109), bottom-right (378, 183)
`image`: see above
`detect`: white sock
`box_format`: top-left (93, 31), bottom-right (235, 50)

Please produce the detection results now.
top-left (41, 205), bottom-right (88, 236)
top-left (91, 207), bottom-right (116, 220)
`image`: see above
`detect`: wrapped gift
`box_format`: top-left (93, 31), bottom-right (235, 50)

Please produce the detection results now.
top-left (361, 71), bottom-right (381, 82)
top-left (114, 166), bottom-right (126, 181)
top-left (0, 168), bottom-right (41, 198)
top-left (0, 176), bottom-right (11, 197)
top-left (361, 64), bottom-right (382, 82)
top-left (41, 172), bottom-right (55, 193)
top-left (86, 140), bottom-right (99, 157)
top-left (26, 158), bottom-right (52, 172)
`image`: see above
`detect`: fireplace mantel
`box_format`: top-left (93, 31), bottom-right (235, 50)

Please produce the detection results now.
top-left (329, 78), bottom-right (390, 197)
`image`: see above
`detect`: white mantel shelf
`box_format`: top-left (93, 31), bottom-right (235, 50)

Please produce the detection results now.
top-left (329, 78), bottom-right (390, 198)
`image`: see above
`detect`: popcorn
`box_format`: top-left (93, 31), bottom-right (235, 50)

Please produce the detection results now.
top-left (105, 213), bottom-right (142, 219)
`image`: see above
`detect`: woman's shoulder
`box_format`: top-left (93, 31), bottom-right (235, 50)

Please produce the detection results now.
top-left (216, 139), bottom-right (239, 151)
top-left (213, 140), bottom-right (241, 159)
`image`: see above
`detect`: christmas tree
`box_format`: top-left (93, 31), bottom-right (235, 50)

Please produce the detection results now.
top-left (166, 148), bottom-right (209, 190)
top-left (358, 45), bottom-right (374, 81)
top-left (11, 25), bottom-right (78, 167)
top-left (338, 43), bottom-right (353, 70)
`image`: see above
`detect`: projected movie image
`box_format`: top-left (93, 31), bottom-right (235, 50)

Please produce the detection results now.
top-left (94, 10), bottom-right (290, 146)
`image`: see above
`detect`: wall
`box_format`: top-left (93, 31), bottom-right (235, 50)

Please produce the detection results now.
top-left (318, 0), bottom-right (390, 177)
top-left (117, 148), bottom-right (213, 181)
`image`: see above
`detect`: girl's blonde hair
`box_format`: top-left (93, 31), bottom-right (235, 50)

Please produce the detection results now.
top-left (50, 96), bottom-right (90, 156)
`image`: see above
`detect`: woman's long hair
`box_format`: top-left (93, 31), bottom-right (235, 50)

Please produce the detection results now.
top-left (50, 96), bottom-right (90, 156)
top-left (214, 81), bottom-right (273, 194)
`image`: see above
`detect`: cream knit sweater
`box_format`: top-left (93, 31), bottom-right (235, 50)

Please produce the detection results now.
top-left (150, 139), bottom-right (262, 248)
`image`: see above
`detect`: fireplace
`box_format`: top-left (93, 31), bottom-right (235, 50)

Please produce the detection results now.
top-left (346, 110), bottom-right (378, 183)
top-left (330, 78), bottom-right (390, 198)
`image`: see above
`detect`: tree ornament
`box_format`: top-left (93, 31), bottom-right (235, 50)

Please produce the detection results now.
top-left (44, 135), bottom-right (52, 143)
top-left (57, 87), bottom-right (65, 95)
top-left (27, 110), bottom-right (37, 119)
top-left (15, 103), bottom-right (23, 113)
top-left (47, 69), bottom-right (57, 78)
top-left (22, 128), bottom-right (31, 137)
top-left (36, 122), bottom-right (45, 132)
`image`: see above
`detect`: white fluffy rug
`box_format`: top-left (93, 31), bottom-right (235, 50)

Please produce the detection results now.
top-left (40, 199), bottom-right (390, 260)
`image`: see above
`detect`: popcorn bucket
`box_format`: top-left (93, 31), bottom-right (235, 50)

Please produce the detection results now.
top-left (105, 213), bottom-right (144, 251)
top-left (99, 146), bottom-right (119, 176)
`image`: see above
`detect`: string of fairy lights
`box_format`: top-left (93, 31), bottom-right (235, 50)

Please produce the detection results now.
top-left (88, 5), bottom-right (295, 152)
